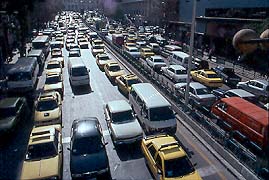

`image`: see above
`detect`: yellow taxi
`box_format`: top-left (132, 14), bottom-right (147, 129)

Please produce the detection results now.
top-left (141, 134), bottom-right (201, 180)
top-left (21, 124), bottom-right (63, 180)
top-left (96, 53), bottom-right (114, 71)
top-left (44, 72), bottom-right (64, 99)
top-left (126, 37), bottom-right (137, 44)
top-left (104, 61), bottom-right (125, 83)
top-left (46, 60), bottom-right (63, 74)
top-left (115, 74), bottom-right (141, 96)
top-left (191, 69), bottom-right (223, 88)
top-left (34, 91), bottom-right (62, 126)
top-left (140, 48), bottom-right (155, 59)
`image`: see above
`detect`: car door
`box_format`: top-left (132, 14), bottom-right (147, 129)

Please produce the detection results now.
top-left (146, 144), bottom-right (159, 179)
top-left (118, 77), bottom-right (125, 92)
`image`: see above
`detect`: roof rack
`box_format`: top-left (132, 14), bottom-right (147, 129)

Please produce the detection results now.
top-left (158, 142), bottom-right (179, 151)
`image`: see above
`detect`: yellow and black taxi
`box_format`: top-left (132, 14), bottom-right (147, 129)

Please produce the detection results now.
top-left (44, 72), bottom-right (64, 99)
top-left (140, 48), bottom-right (155, 59)
top-left (46, 60), bottom-right (63, 74)
top-left (21, 124), bottom-right (63, 180)
top-left (96, 53), bottom-right (114, 71)
top-left (115, 74), bottom-right (141, 96)
top-left (141, 134), bottom-right (201, 180)
top-left (191, 69), bottom-right (223, 88)
top-left (34, 91), bottom-right (62, 126)
top-left (104, 61), bottom-right (125, 83)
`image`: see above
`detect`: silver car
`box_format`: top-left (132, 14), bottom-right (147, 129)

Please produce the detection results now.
top-left (237, 79), bottom-right (269, 102)
top-left (161, 65), bottom-right (187, 83)
top-left (174, 82), bottom-right (217, 108)
top-left (146, 55), bottom-right (166, 71)
top-left (104, 100), bottom-right (143, 145)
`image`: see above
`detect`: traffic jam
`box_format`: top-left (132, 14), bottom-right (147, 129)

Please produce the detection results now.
top-left (0, 10), bottom-right (268, 180)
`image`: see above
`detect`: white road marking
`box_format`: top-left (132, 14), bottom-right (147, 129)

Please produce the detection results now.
top-left (62, 137), bottom-right (71, 144)
top-left (197, 165), bottom-right (218, 178)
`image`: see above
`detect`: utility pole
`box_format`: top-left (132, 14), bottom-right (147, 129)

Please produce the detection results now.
top-left (184, 0), bottom-right (197, 106)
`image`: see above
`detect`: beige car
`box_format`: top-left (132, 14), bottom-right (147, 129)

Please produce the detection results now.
top-left (96, 53), bottom-right (114, 71)
top-left (91, 44), bottom-right (105, 57)
top-left (104, 61), bottom-right (125, 83)
top-left (21, 124), bottom-right (63, 180)
top-left (46, 60), bottom-right (63, 74)
top-left (44, 72), bottom-right (64, 99)
top-left (34, 91), bottom-right (62, 126)
top-left (140, 48), bottom-right (155, 59)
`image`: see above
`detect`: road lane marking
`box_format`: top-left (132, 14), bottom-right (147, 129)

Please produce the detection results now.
top-left (197, 165), bottom-right (218, 178)
top-left (62, 137), bottom-right (71, 144)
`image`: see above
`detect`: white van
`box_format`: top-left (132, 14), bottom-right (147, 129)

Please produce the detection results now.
top-left (129, 83), bottom-right (177, 135)
top-left (168, 51), bottom-right (196, 70)
top-left (68, 57), bottom-right (90, 86)
top-left (7, 57), bottom-right (39, 93)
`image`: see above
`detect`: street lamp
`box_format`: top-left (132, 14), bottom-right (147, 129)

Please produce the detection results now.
top-left (184, 0), bottom-right (197, 106)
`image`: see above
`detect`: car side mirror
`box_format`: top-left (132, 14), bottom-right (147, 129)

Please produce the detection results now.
top-left (67, 147), bottom-right (71, 151)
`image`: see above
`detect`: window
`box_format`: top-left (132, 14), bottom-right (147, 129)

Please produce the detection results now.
top-left (155, 154), bottom-right (162, 169)
top-left (148, 145), bottom-right (157, 158)
top-left (255, 82), bottom-right (263, 89)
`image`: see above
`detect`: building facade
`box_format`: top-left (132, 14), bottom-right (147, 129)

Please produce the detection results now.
top-left (63, 0), bottom-right (98, 11)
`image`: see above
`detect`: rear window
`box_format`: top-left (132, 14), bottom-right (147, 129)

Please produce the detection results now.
top-left (72, 67), bottom-right (88, 76)
top-left (8, 72), bottom-right (31, 81)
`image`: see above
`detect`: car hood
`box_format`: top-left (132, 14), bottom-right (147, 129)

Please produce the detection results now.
top-left (21, 156), bottom-right (59, 179)
top-left (111, 119), bottom-right (143, 139)
top-left (70, 150), bottom-right (108, 174)
top-left (44, 83), bottom-right (62, 92)
top-left (35, 107), bottom-right (61, 122)
top-left (0, 116), bottom-right (16, 132)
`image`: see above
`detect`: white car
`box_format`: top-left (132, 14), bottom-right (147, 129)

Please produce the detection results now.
top-left (161, 65), bottom-right (187, 83)
top-left (104, 100), bottom-right (143, 145)
top-left (146, 55), bottom-right (166, 71)
top-left (125, 46), bottom-right (140, 59)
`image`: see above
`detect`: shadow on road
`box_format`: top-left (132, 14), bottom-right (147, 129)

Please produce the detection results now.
top-left (71, 84), bottom-right (93, 95)
top-left (114, 142), bottom-right (143, 161)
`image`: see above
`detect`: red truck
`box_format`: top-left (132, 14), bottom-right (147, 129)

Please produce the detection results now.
top-left (211, 97), bottom-right (269, 150)
top-left (112, 34), bottom-right (124, 47)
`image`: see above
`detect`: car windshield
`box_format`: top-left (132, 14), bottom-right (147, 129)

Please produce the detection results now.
top-left (8, 72), bottom-right (31, 81)
top-left (72, 136), bottom-right (103, 155)
top-left (26, 142), bottom-right (57, 160)
top-left (175, 70), bottom-right (187, 74)
top-left (207, 74), bottom-right (219, 78)
top-left (72, 67), bottom-right (88, 76)
top-left (165, 156), bottom-right (195, 178)
top-left (112, 110), bottom-right (134, 123)
top-left (94, 45), bottom-right (103, 49)
top-left (47, 63), bottom-right (60, 69)
top-left (144, 49), bottom-right (151, 53)
top-left (36, 100), bottom-right (58, 111)
top-left (100, 56), bottom-right (110, 60)
top-left (129, 49), bottom-right (138, 52)
top-left (196, 88), bottom-right (211, 95)
top-left (69, 52), bottom-right (80, 57)
top-left (127, 79), bottom-right (140, 86)
top-left (150, 106), bottom-right (174, 121)
top-left (0, 107), bottom-right (16, 118)
top-left (109, 65), bottom-right (121, 72)
top-left (45, 76), bottom-right (61, 84)
top-left (154, 58), bottom-right (164, 63)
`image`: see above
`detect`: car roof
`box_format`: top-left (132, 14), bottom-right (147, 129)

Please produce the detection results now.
top-left (172, 51), bottom-right (188, 58)
top-left (0, 97), bottom-right (22, 109)
top-left (8, 57), bottom-right (37, 74)
top-left (169, 65), bottom-right (186, 70)
top-left (226, 89), bottom-right (255, 97)
top-left (72, 117), bottom-right (100, 138)
top-left (28, 49), bottom-right (43, 56)
top-left (107, 100), bottom-right (132, 113)
top-left (29, 124), bottom-right (61, 145)
top-left (131, 83), bottom-right (170, 108)
top-left (251, 79), bottom-right (269, 86)
top-left (149, 135), bottom-right (186, 160)
top-left (151, 55), bottom-right (162, 59)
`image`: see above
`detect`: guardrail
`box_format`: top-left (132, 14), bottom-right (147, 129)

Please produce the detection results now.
top-left (85, 21), bottom-right (268, 180)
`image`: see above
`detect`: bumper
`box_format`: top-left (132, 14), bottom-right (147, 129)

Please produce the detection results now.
top-left (72, 167), bottom-right (109, 179)
top-left (114, 135), bottom-right (143, 145)
top-left (148, 126), bottom-right (177, 135)
top-left (35, 117), bottom-right (61, 126)
top-left (71, 79), bottom-right (90, 86)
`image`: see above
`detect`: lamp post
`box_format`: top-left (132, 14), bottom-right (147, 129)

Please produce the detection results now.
top-left (184, 0), bottom-right (197, 106)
